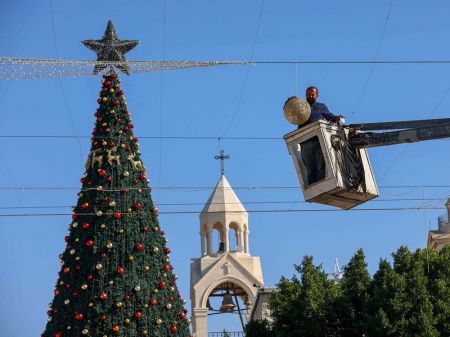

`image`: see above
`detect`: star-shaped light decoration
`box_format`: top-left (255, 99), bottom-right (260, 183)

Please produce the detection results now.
top-left (82, 20), bottom-right (139, 75)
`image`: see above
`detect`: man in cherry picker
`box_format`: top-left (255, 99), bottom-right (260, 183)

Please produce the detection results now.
top-left (285, 86), bottom-right (344, 186)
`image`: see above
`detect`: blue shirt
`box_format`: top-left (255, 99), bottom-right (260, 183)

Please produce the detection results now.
top-left (298, 102), bottom-right (335, 128)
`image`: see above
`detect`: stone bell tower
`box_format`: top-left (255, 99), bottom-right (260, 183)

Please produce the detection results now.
top-left (190, 153), bottom-right (264, 337)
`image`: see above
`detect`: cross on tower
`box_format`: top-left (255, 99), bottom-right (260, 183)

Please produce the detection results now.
top-left (214, 150), bottom-right (230, 175)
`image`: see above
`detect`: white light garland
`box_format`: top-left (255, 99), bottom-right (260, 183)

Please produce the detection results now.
top-left (0, 57), bottom-right (252, 80)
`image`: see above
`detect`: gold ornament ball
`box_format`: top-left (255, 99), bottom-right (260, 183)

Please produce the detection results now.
top-left (166, 303), bottom-right (172, 309)
top-left (182, 299), bottom-right (187, 304)
top-left (72, 222), bottom-right (78, 228)
top-left (120, 143), bottom-right (126, 149)
top-left (116, 302), bottom-right (123, 308)
top-left (137, 188), bottom-right (142, 193)
top-left (127, 208), bottom-right (132, 213)
top-left (153, 247), bottom-right (159, 253)
top-left (100, 224), bottom-right (106, 229)
top-left (156, 319), bottom-right (162, 325)
top-left (153, 227), bottom-right (159, 232)
top-left (109, 88), bottom-right (114, 93)
top-left (67, 326), bottom-right (72, 330)
top-left (144, 266), bottom-right (150, 272)
top-left (75, 238), bottom-right (80, 242)
top-left (118, 130), bottom-right (123, 134)
top-left (81, 284), bottom-right (88, 290)
top-left (88, 302), bottom-right (94, 307)
top-left (97, 186), bottom-right (103, 191)
top-left (64, 299), bottom-right (70, 305)
top-left (96, 211), bottom-right (103, 216)
top-left (75, 257), bottom-right (80, 261)
top-left (170, 287), bottom-right (175, 292)
top-left (82, 328), bottom-right (89, 335)
top-left (174, 274), bottom-right (179, 280)
top-left (123, 171), bottom-right (130, 177)
top-left (102, 97), bottom-right (107, 102)
top-left (102, 140), bottom-right (107, 146)
top-left (128, 136), bottom-right (133, 141)
top-left (108, 280), bottom-right (114, 285)
top-left (47, 318), bottom-right (52, 323)
top-left (165, 258), bottom-right (170, 263)
top-left (119, 229), bottom-right (124, 234)
top-left (135, 150), bottom-right (141, 155)
top-left (187, 318), bottom-right (191, 324)
top-left (162, 273), bottom-right (167, 278)
top-left (143, 304), bottom-right (149, 309)
top-left (59, 281), bottom-right (64, 286)
top-left (134, 285), bottom-right (141, 292)
top-left (110, 109), bottom-right (115, 114)
top-left (128, 255), bottom-right (134, 261)
top-left (102, 122), bottom-right (107, 127)
top-left (96, 263), bottom-right (103, 270)
top-left (124, 318), bottom-right (130, 325)
top-left (106, 242), bottom-right (113, 249)
top-left (142, 329), bottom-right (148, 335)
top-left (109, 201), bottom-right (116, 207)
top-left (153, 288), bottom-right (159, 293)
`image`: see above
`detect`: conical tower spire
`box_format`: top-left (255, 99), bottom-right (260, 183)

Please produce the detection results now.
top-left (42, 71), bottom-right (190, 337)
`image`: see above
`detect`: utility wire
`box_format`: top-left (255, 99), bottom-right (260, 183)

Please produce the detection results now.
top-left (0, 197), bottom-right (447, 210)
top-left (221, 0), bottom-right (265, 136)
top-left (351, 0), bottom-right (394, 118)
top-left (0, 207), bottom-right (445, 218)
top-left (0, 185), bottom-right (449, 192)
top-left (49, 0), bottom-right (84, 167)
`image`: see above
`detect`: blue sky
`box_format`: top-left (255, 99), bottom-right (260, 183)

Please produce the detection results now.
top-left (1, 0), bottom-right (450, 335)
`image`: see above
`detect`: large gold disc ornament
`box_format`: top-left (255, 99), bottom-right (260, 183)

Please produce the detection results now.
top-left (283, 96), bottom-right (311, 125)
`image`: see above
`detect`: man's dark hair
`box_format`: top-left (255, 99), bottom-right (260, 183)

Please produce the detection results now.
top-left (306, 86), bottom-right (318, 94)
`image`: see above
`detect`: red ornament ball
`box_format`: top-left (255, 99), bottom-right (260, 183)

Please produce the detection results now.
top-left (134, 311), bottom-right (142, 319)
top-left (116, 267), bottom-right (124, 275)
top-left (106, 176), bottom-right (112, 182)
top-left (82, 202), bottom-right (89, 209)
top-left (101, 314), bottom-right (107, 321)
top-left (140, 174), bottom-right (146, 181)
top-left (143, 227), bottom-right (148, 233)
top-left (86, 240), bottom-right (94, 247)
top-left (135, 243), bottom-right (143, 251)
top-left (86, 275), bottom-right (93, 281)
top-left (134, 202), bottom-right (142, 210)
top-left (112, 325), bottom-right (120, 332)
top-left (113, 212), bottom-right (122, 219)
top-left (100, 292), bottom-right (108, 300)
top-left (179, 312), bottom-right (186, 318)
top-left (54, 332), bottom-right (61, 337)
top-left (82, 223), bottom-right (90, 230)
top-left (170, 326), bottom-right (177, 333)
top-left (98, 170), bottom-right (107, 177)
top-left (63, 267), bottom-right (70, 274)
top-left (159, 281), bottom-right (166, 289)
top-left (165, 247), bottom-right (171, 255)
top-left (75, 313), bottom-right (84, 320)
top-left (72, 215), bottom-right (77, 220)
top-left (101, 252), bottom-right (107, 259)
top-left (64, 236), bottom-right (69, 242)
top-left (163, 264), bottom-right (170, 272)
top-left (149, 298), bottom-right (157, 306)
top-left (168, 296), bottom-right (174, 302)
top-left (113, 100), bottom-right (119, 105)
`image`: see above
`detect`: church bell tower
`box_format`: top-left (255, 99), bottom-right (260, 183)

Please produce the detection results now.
top-left (189, 152), bottom-right (264, 337)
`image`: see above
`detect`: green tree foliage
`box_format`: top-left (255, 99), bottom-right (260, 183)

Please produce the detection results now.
top-left (42, 71), bottom-right (190, 337)
top-left (245, 319), bottom-right (274, 337)
top-left (270, 256), bottom-right (338, 337)
top-left (247, 246), bottom-right (450, 337)
top-left (335, 248), bottom-right (371, 336)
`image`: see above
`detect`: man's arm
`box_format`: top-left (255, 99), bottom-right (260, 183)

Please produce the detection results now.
top-left (319, 103), bottom-right (344, 122)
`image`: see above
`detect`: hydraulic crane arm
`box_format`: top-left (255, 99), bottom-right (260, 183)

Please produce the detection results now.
top-left (346, 118), bottom-right (450, 148)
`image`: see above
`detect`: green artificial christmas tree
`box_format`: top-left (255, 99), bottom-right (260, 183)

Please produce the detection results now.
top-left (41, 70), bottom-right (191, 337)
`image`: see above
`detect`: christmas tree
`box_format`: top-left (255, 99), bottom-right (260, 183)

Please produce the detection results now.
top-left (41, 70), bottom-right (191, 337)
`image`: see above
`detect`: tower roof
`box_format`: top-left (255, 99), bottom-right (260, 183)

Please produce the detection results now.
top-left (201, 175), bottom-right (247, 214)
